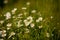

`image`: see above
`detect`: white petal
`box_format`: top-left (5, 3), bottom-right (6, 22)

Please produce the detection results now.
top-left (36, 19), bottom-right (40, 22)
top-left (2, 34), bottom-right (6, 37)
top-left (31, 10), bottom-right (36, 13)
top-left (5, 12), bottom-right (11, 19)
top-left (7, 27), bottom-right (10, 30)
top-left (22, 7), bottom-right (27, 10)
top-left (50, 16), bottom-right (53, 19)
top-left (3, 30), bottom-right (6, 33)
top-left (14, 8), bottom-right (17, 11)
top-left (26, 2), bottom-right (30, 5)
top-left (30, 23), bottom-right (35, 28)
top-left (7, 23), bottom-right (12, 27)
top-left (46, 33), bottom-right (50, 37)
top-left (38, 25), bottom-right (43, 29)
top-left (38, 17), bottom-right (43, 21)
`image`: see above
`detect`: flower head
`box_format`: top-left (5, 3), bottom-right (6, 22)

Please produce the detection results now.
top-left (50, 16), bottom-right (53, 19)
top-left (24, 16), bottom-right (33, 26)
top-left (36, 17), bottom-right (43, 22)
top-left (30, 23), bottom-right (35, 28)
top-left (3, 30), bottom-right (6, 33)
top-left (38, 25), bottom-right (43, 29)
top-left (38, 17), bottom-right (43, 21)
top-left (2, 34), bottom-right (6, 37)
top-left (26, 2), bottom-right (30, 5)
top-left (11, 8), bottom-right (17, 14)
top-left (31, 10), bottom-right (36, 13)
top-left (22, 7), bottom-right (27, 10)
top-left (8, 32), bottom-right (15, 39)
top-left (7, 23), bottom-right (12, 27)
top-left (7, 27), bottom-right (10, 30)
top-left (24, 20), bottom-right (30, 26)
top-left (46, 32), bottom-right (50, 37)
top-left (0, 20), bottom-right (4, 24)
top-left (27, 16), bottom-right (33, 20)
top-left (5, 12), bottom-right (11, 19)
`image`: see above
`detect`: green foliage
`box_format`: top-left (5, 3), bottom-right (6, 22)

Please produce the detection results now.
top-left (0, 0), bottom-right (59, 40)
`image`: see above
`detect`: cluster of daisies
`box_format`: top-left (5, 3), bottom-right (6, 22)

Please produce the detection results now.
top-left (0, 2), bottom-right (54, 40)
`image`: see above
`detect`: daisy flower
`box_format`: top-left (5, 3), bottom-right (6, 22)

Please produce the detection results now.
top-left (26, 2), bottom-right (30, 5)
top-left (31, 10), bottom-right (36, 13)
top-left (5, 12), bottom-right (11, 19)
top-left (30, 23), bottom-right (35, 28)
top-left (7, 23), bottom-right (12, 27)
top-left (8, 32), bottom-right (15, 39)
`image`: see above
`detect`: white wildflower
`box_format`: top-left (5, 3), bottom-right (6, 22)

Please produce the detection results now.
top-left (18, 13), bottom-right (23, 17)
top-left (22, 7), bottom-right (27, 10)
top-left (2, 34), bottom-right (6, 37)
top-left (46, 32), bottom-right (50, 37)
top-left (8, 32), bottom-right (15, 39)
top-left (7, 23), bottom-right (12, 27)
top-left (11, 10), bottom-right (15, 14)
top-left (25, 22), bottom-right (31, 26)
top-left (14, 8), bottom-right (17, 11)
top-left (3, 30), bottom-right (6, 33)
top-left (24, 20), bottom-right (27, 23)
top-left (30, 23), bottom-right (35, 28)
top-left (38, 25), bottom-right (43, 29)
top-left (5, 12), bottom-right (11, 19)
top-left (27, 16), bottom-right (33, 20)
top-left (0, 30), bottom-right (6, 37)
top-left (38, 17), bottom-right (43, 21)
top-left (27, 16), bottom-right (33, 23)
top-left (17, 20), bottom-right (23, 27)
top-left (24, 20), bottom-right (30, 26)
top-left (24, 16), bottom-right (33, 26)
top-left (0, 20), bottom-right (4, 24)
top-left (7, 27), bottom-right (10, 30)
top-left (36, 19), bottom-right (40, 22)
top-left (17, 21), bottom-right (21, 26)
top-left (26, 2), bottom-right (30, 5)
top-left (36, 17), bottom-right (43, 22)
top-left (10, 32), bottom-right (15, 36)
top-left (50, 16), bottom-right (53, 19)
top-left (31, 10), bottom-right (36, 13)
top-left (11, 8), bottom-right (17, 14)
top-left (0, 31), bottom-right (2, 35)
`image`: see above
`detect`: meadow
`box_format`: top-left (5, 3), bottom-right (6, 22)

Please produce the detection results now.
top-left (0, 0), bottom-right (60, 40)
